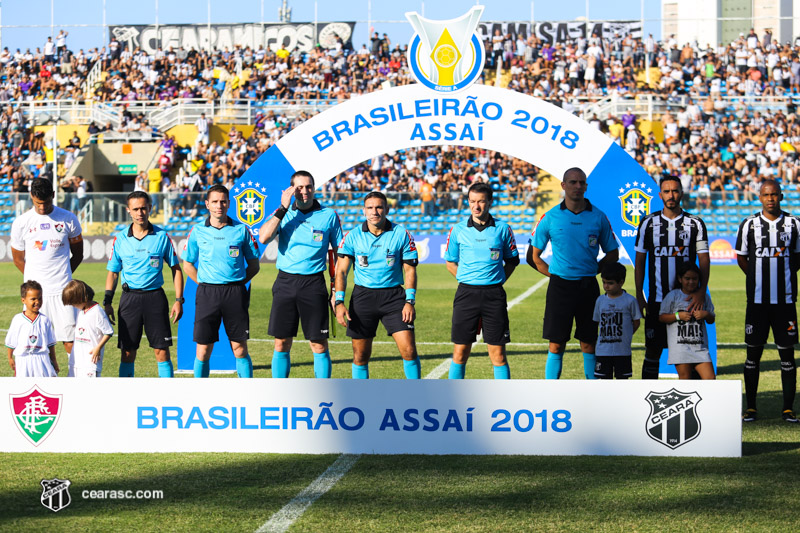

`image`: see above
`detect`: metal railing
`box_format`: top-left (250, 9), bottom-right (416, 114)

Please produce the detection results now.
top-left (578, 94), bottom-right (800, 121)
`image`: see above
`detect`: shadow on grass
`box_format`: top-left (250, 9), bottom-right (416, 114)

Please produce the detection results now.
top-left (0, 453), bottom-right (339, 523)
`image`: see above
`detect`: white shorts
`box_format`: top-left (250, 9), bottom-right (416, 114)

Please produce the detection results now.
top-left (41, 293), bottom-right (77, 343)
top-left (68, 351), bottom-right (103, 378)
top-left (15, 353), bottom-right (58, 378)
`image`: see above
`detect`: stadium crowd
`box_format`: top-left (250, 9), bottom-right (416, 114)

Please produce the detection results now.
top-left (3, 27), bottom-right (800, 206)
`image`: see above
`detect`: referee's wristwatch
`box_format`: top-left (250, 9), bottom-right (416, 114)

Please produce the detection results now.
top-left (334, 300), bottom-right (345, 307)
top-left (175, 297), bottom-right (185, 304)
top-left (405, 300), bottom-right (415, 306)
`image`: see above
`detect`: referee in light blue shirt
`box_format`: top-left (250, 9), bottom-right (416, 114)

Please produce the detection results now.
top-left (444, 181), bottom-right (519, 380)
top-left (335, 191), bottom-right (421, 379)
top-left (527, 167), bottom-right (619, 380)
top-left (182, 185), bottom-right (260, 378)
top-left (105, 191), bottom-right (184, 378)
top-left (258, 170), bottom-right (342, 379)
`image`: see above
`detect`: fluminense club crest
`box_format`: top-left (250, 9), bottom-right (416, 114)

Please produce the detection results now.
top-left (618, 181), bottom-right (653, 228)
top-left (10, 386), bottom-right (62, 446)
top-left (234, 182), bottom-right (267, 226)
top-left (406, 7), bottom-right (485, 93)
top-left (645, 388), bottom-right (702, 450)
top-left (41, 478), bottom-right (72, 512)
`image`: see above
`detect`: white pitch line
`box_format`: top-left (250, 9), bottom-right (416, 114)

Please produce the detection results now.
top-left (255, 454), bottom-right (362, 533)
top-left (251, 280), bottom-right (554, 532)
top-left (254, 355), bottom-right (456, 533)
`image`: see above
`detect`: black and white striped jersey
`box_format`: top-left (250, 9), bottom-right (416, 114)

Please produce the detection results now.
top-left (735, 212), bottom-right (800, 304)
top-left (635, 211), bottom-right (709, 303)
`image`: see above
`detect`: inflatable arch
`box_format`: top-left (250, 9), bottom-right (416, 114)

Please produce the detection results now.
top-left (178, 84), bottom-right (713, 375)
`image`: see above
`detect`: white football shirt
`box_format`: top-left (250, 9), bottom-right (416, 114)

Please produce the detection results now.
top-left (10, 206), bottom-right (82, 295)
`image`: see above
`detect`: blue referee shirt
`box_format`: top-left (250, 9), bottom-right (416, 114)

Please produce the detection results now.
top-left (444, 215), bottom-right (519, 285)
top-left (530, 199), bottom-right (618, 280)
top-left (107, 223), bottom-right (180, 290)
top-left (183, 217), bottom-right (259, 284)
top-left (277, 200), bottom-right (343, 275)
top-left (338, 220), bottom-right (418, 288)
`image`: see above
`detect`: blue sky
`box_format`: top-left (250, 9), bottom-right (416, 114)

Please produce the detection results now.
top-left (1, 0), bottom-right (661, 52)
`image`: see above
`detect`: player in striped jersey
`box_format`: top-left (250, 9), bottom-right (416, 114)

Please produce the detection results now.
top-left (735, 180), bottom-right (800, 423)
top-left (634, 175), bottom-right (710, 379)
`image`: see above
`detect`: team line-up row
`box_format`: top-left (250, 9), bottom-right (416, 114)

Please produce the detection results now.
top-left (6, 174), bottom-right (800, 423)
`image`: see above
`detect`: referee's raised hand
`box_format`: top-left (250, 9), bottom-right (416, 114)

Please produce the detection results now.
top-left (281, 186), bottom-right (296, 208)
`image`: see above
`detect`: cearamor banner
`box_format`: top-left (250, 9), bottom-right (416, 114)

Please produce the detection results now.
top-left (1, 379), bottom-right (741, 457)
top-left (109, 22), bottom-right (355, 55)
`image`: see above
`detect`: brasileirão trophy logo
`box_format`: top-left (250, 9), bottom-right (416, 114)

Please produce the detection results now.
top-left (406, 7), bottom-right (485, 93)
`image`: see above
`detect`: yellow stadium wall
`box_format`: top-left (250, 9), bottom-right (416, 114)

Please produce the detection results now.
top-left (165, 124), bottom-right (256, 147)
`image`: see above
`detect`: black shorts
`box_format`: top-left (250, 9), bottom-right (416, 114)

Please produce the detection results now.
top-left (644, 300), bottom-right (667, 351)
top-left (542, 275), bottom-right (600, 345)
top-left (117, 288), bottom-right (172, 350)
top-left (346, 285), bottom-right (413, 339)
top-left (451, 283), bottom-right (510, 345)
top-left (268, 271), bottom-right (330, 341)
top-left (594, 355), bottom-right (633, 379)
top-left (194, 283), bottom-right (250, 344)
top-left (745, 302), bottom-right (799, 348)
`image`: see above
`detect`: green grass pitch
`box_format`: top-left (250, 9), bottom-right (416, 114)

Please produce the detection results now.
top-left (1, 262), bottom-right (799, 532)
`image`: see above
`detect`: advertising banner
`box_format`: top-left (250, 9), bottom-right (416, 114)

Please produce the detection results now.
top-left (0, 378), bottom-right (741, 457)
top-left (477, 20), bottom-right (643, 46)
top-left (109, 22), bottom-right (355, 55)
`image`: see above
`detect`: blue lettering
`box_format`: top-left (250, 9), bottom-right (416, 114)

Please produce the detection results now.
top-left (482, 102), bottom-right (502, 120)
top-left (369, 106), bottom-right (389, 126)
top-left (231, 407), bottom-right (237, 429)
top-left (185, 407), bottom-right (208, 429)
top-left (352, 113), bottom-right (372, 134)
top-left (339, 407), bottom-right (365, 431)
top-left (314, 402), bottom-right (339, 430)
top-left (331, 121), bottom-right (353, 142)
top-left (402, 409), bottom-right (420, 431)
top-left (422, 409), bottom-right (440, 432)
top-left (312, 130), bottom-right (333, 152)
top-left (415, 99), bottom-right (432, 117)
top-left (261, 407), bottom-right (279, 429)
top-left (162, 406), bottom-right (184, 429)
top-left (461, 97), bottom-right (479, 118)
top-left (379, 409), bottom-right (400, 431)
top-left (410, 123), bottom-right (426, 141)
top-left (292, 407), bottom-right (314, 430)
top-left (459, 123), bottom-right (475, 141)
top-left (137, 407), bottom-right (158, 429)
top-left (442, 99), bottom-right (459, 116)
top-left (208, 406), bottom-right (229, 429)
top-left (397, 102), bottom-right (413, 120)
top-left (241, 407), bottom-right (258, 429)
top-left (444, 123), bottom-right (457, 141)
top-left (428, 123), bottom-right (441, 141)
top-left (442, 410), bottom-right (463, 432)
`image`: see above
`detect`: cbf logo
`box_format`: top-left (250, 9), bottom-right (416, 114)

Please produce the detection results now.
top-left (233, 182), bottom-right (267, 226)
top-left (9, 386), bottom-right (62, 446)
top-left (619, 181), bottom-right (653, 228)
top-left (645, 389), bottom-right (702, 450)
top-left (41, 478), bottom-right (71, 512)
top-left (406, 7), bottom-right (485, 93)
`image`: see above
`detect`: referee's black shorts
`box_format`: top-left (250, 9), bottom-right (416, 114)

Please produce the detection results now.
top-left (644, 300), bottom-right (668, 351)
top-left (194, 283), bottom-right (250, 344)
top-left (451, 283), bottom-right (510, 345)
top-left (118, 287), bottom-right (172, 350)
top-left (268, 271), bottom-right (330, 341)
top-left (745, 302), bottom-right (799, 347)
top-left (542, 274), bottom-right (600, 345)
top-left (346, 285), bottom-right (413, 339)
